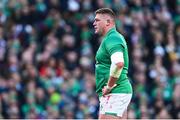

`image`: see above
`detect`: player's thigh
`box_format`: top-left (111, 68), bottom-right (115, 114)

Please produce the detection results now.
top-left (99, 110), bottom-right (127, 119)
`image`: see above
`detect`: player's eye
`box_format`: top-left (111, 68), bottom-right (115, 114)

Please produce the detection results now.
top-left (95, 19), bottom-right (100, 22)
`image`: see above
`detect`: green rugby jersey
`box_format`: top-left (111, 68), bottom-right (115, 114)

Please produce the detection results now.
top-left (95, 27), bottom-right (132, 97)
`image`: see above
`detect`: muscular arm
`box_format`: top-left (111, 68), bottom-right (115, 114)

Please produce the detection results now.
top-left (102, 52), bottom-right (124, 96)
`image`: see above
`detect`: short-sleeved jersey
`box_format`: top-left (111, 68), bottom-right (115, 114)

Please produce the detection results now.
top-left (95, 27), bottom-right (132, 97)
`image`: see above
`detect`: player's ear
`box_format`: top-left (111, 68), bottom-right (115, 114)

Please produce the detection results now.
top-left (106, 19), bottom-right (110, 26)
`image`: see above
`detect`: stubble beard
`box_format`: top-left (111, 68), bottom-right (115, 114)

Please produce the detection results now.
top-left (95, 28), bottom-right (103, 36)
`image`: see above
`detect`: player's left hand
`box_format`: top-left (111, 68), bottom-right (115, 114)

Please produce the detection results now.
top-left (102, 84), bottom-right (117, 97)
top-left (102, 87), bottom-right (110, 96)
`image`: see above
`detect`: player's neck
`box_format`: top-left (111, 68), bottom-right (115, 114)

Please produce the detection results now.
top-left (103, 25), bottom-right (115, 36)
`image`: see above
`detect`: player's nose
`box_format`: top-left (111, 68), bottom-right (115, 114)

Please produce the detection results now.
top-left (93, 21), bottom-right (96, 26)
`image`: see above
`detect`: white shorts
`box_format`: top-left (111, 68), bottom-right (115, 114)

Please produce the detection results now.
top-left (99, 93), bottom-right (132, 117)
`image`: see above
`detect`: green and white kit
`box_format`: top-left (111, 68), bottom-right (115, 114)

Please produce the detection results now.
top-left (95, 27), bottom-right (133, 97)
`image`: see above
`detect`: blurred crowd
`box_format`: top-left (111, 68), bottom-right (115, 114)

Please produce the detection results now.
top-left (0, 0), bottom-right (179, 119)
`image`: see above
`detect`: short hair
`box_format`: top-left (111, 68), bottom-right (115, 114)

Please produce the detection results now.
top-left (95, 8), bottom-right (115, 20)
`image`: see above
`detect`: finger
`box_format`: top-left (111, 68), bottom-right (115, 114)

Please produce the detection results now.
top-left (103, 92), bottom-right (106, 97)
top-left (112, 84), bottom-right (117, 88)
top-left (102, 90), bottom-right (107, 97)
top-left (102, 92), bottom-right (105, 97)
top-left (102, 88), bottom-right (105, 93)
top-left (102, 89), bottom-right (105, 97)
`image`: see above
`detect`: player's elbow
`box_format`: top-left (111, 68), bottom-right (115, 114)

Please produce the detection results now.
top-left (116, 62), bottom-right (124, 69)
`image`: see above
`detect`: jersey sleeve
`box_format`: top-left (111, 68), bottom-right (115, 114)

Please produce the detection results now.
top-left (105, 35), bottom-right (125, 56)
